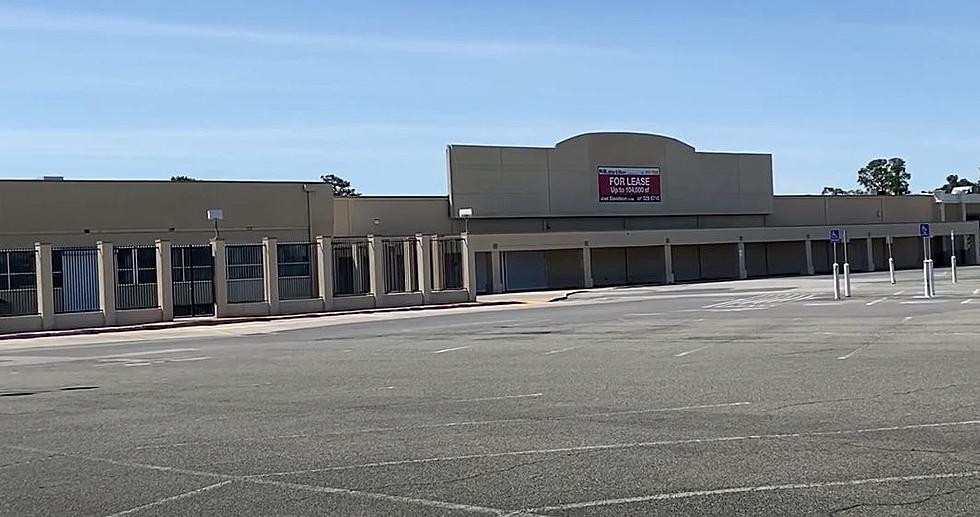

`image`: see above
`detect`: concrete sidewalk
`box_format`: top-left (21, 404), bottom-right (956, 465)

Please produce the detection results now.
top-left (0, 300), bottom-right (523, 341)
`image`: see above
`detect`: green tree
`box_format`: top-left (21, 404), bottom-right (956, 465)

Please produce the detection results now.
top-left (170, 175), bottom-right (199, 182)
top-left (321, 173), bottom-right (361, 197)
top-left (938, 174), bottom-right (977, 193)
top-left (821, 186), bottom-right (864, 195)
top-left (856, 158), bottom-right (910, 195)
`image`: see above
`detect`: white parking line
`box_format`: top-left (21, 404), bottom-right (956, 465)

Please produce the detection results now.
top-left (893, 290), bottom-right (905, 295)
top-left (106, 480), bottom-right (233, 516)
top-left (441, 393), bottom-right (543, 403)
top-left (6, 445), bottom-right (525, 517)
top-left (104, 348), bottom-right (198, 358)
top-left (544, 346), bottom-right (578, 355)
top-left (132, 401), bottom-right (752, 450)
top-left (900, 300), bottom-right (946, 305)
top-left (622, 313), bottom-right (662, 317)
top-left (974, 288), bottom-right (980, 295)
top-left (904, 316), bottom-right (913, 322)
top-left (836, 347), bottom-right (862, 360)
top-left (674, 346), bottom-right (709, 357)
top-left (962, 299), bottom-right (975, 305)
top-left (432, 346), bottom-right (471, 354)
top-left (256, 419), bottom-right (980, 476)
top-left (865, 298), bottom-right (887, 306)
top-left (525, 471), bottom-right (980, 512)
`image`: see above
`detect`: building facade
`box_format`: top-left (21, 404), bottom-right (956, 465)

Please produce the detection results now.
top-left (1, 132), bottom-right (978, 333)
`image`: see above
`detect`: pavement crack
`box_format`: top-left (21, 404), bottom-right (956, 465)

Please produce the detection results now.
top-left (828, 483), bottom-right (980, 515)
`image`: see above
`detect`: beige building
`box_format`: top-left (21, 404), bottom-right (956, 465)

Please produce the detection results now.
top-left (1, 132), bottom-right (978, 333)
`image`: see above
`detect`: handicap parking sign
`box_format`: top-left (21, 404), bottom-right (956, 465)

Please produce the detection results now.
top-left (828, 228), bottom-right (842, 243)
top-left (919, 223), bottom-right (931, 238)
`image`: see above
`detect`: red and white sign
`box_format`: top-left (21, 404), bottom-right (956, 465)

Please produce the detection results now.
top-left (597, 166), bottom-right (661, 202)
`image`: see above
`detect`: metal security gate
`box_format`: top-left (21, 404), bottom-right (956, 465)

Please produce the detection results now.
top-left (53, 247), bottom-right (100, 313)
top-left (171, 245), bottom-right (214, 317)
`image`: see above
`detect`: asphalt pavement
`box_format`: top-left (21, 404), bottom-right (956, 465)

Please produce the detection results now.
top-left (2, 266), bottom-right (980, 516)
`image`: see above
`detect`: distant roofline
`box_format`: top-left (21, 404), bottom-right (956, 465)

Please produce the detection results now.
top-left (448, 131), bottom-right (770, 155)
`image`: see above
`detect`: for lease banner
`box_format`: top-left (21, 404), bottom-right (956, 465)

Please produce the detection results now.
top-left (597, 166), bottom-right (661, 202)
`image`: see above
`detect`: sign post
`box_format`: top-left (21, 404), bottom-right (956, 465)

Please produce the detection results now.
top-left (829, 229), bottom-right (842, 300)
top-left (842, 228), bottom-right (851, 297)
top-left (887, 235), bottom-right (896, 285)
top-left (919, 223), bottom-right (932, 297)
top-left (950, 230), bottom-right (958, 284)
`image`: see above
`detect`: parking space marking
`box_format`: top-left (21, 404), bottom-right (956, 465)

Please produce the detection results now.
top-left (442, 393), bottom-right (543, 403)
top-left (106, 480), bottom-right (234, 516)
top-left (256, 419), bottom-right (980, 476)
top-left (904, 316), bottom-right (913, 322)
top-left (900, 300), bottom-right (947, 305)
top-left (432, 346), bottom-right (471, 354)
top-left (836, 347), bottom-right (863, 360)
top-left (5, 445), bottom-right (526, 517)
top-left (525, 471), bottom-right (980, 512)
top-left (893, 290), bottom-right (904, 296)
top-left (544, 346), bottom-right (578, 355)
top-left (674, 346), bottom-right (709, 357)
top-left (962, 299), bottom-right (974, 305)
top-left (865, 298), bottom-right (887, 306)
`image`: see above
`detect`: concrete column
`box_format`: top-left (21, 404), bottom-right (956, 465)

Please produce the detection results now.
top-left (430, 236), bottom-right (442, 291)
top-left (211, 239), bottom-right (228, 317)
top-left (316, 236), bottom-right (333, 311)
top-left (866, 237), bottom-right (875, 272)
top-left (960, 197), bottom-right (968, 222)
top-left (403, 239), bottom-right (415, 292)
top-left (351, 241), bottom-right (364, 294)
top-left (664, 242), bottom-right (675, 284)
top-left (461, 233), bottom-right (477, 301)
top-left (96, 241), bottom-right (116, 326)
top-left (974, 232), bottom-right (980, 265)
top-left (582, 246), bottom-right (594, 288)
top-left (490, 248), bottom-right (503, 294)
top-left (35, 243), bottom-right (55, 330)
top-left (736, 240), bottom-right (747, 280)
top-left (368, 235), bottom-right (384, 304)
top-left (804, 237), bottom-right (814, 275)
top-left (416, 234), bottom-right (432, 302)
top-left (155, 240), bottom-right (173, 321)
top-left (263, 237), bottom-right (279, 315)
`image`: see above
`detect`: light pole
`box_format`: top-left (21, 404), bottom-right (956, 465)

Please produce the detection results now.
top-left (207, 208), bottom-right (224, 239)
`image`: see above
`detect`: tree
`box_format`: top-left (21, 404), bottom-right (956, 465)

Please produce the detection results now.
top-left (170, 175), bottom-right (199, 182)
top-left (937, 174), bottom-right (977, 194)
top-left (821, 186), bottom-right (864, 196)
top-left (856, 158), bottom-right (910, 195)
top-left (321, 173), bottom-right (360, 197)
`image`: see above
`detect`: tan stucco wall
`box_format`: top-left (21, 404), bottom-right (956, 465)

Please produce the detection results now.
top-left (0, 180), bottom-right (333, 247)
top-left (768, 195), bottom-right (937, 226)
top-left (333, 196), bottom-right (455, 237)
top-left (449, 132), bottom-right (774, 218)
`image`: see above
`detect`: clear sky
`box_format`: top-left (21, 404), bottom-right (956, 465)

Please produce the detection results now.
top-left (1, 1), bottom-right (978, 195)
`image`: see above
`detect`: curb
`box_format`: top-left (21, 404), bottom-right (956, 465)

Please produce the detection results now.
top-left (0, 301), bottom-right (526, 341)
top-left (547, 290), bottom-right (588, 302)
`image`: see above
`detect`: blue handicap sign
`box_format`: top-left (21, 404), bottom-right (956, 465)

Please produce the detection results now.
top-left (828, 228), bottom-right (842, 243)
top-left (919, 223), bottom-right (931, 238)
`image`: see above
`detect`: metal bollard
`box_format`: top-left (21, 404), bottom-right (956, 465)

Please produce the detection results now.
top-left (922, 260), bottom-right (931, 298)
top-left (951, 255), bottom-right (958, 284)
top-left (833, 263), bottom-right (841, 300)
top-left (888, 257), bottom-right (896, 285)
top-left (843, 262), bottom-right (851, 297)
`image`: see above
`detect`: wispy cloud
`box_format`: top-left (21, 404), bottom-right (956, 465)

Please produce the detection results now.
top-left (0, 8), bottom-right (607, 58)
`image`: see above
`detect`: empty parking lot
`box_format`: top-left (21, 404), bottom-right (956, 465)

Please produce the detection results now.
top-left (2, 268), bottom-right (980, 516)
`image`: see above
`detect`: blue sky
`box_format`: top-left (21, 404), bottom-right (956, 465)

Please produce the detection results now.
top-left (1, 1), bottom-right (978, 194)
